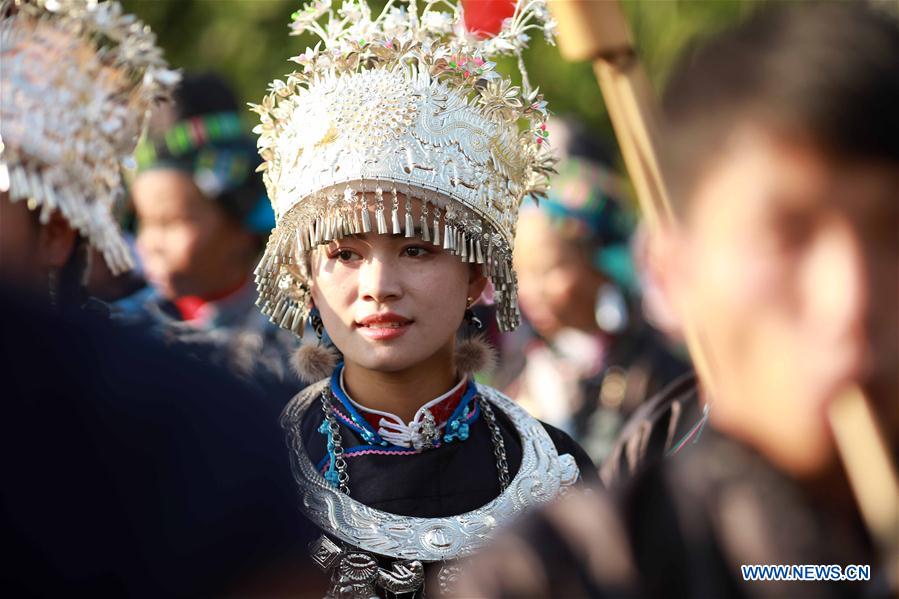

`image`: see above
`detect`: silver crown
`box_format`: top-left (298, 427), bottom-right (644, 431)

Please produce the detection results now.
top-left (253, 0), bottom-right (557, 333)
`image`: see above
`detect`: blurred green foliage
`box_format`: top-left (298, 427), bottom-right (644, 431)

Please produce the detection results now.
top-left (123, 0), bottom-right (751, 158)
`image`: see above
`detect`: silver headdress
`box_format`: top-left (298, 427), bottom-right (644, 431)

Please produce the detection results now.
top-left (0, 0), bottom-right (178, 274)
top-left (253, 0), bottom-right (557, 333)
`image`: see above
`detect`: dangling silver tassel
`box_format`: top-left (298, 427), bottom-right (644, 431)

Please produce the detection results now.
top-left (391, 208), bottom-right (401, 235)
top-left (391, 188), bottom-right (402, 235)
top-left (285, 232), bottom-right (297, 264)
top-left (377, 207), bottom-right (388, 235)
top-left (475, 239), bottom-right (484, 264)
top-left (443, 222), bottom-right (453, 250)
top-left (404, 196), bottom-right (415, 237)
top-left (375, 186), bottom-right (388, 234)
top-left (432, 209), bottom-right (440, 246)
top-left (468, 237), bottom-right (476, 263)
top-left (486, 237), bottom-right (494, 275)
top-left (420, 201), bottom-right (430, 242)
top-left (323, 214), bottom-right (333, 242)
top-left (296, 227), bottom-right (306, 253)
top-left (312, 218), bottom-right (320, 245)
top-left (290, 306), bottom-right (305, 333)
top-left (272, 299), bottom-right (288, 323)
top-left (460, 233), bottom-right (468, 260)
top-left (360, 190), bottom-right (372, 233)
top-left (279, 306), bottom-right (296, 329)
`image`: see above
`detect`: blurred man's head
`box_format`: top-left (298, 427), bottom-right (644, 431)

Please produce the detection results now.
top-left (653, 3), bottom-right (899, 475)
top-left (132, 73), bottom-right (272, 300)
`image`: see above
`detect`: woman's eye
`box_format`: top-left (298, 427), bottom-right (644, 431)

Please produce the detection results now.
top-left (403, 246), bottom-right (430, 258)
top-left (332, 249), bottom-right (359, 262)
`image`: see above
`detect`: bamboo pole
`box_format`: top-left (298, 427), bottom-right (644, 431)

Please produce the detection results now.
top-left (549, 0), bottom-right (716, 390)
top-left (548, 0), bottom-right (899, 579)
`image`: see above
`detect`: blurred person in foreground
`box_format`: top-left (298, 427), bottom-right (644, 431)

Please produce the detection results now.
top-left (117, 73), bottom-right (300, 391)
top-left (1, 1), bottom-right (314, 595)
top-left (510, 118), bottom-right (689, 462)
top-left (453, 3), bottom-right (899, 597)
top-left (0, 285), bottom-right (317, 597)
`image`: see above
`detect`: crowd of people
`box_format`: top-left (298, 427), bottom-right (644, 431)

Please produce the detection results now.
top-left (1, 0), bottom-right (896, 597)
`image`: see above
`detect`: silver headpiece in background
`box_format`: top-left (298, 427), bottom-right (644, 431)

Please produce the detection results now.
top-left (0, 0), bottom-right (179, 274)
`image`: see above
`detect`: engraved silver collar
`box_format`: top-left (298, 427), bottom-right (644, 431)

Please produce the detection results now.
top-left (281, 381), bottom-right (580, 562)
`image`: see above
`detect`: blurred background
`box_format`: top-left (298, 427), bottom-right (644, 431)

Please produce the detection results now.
top-left (110, 0), bottom-right (753, 463)
top-left (122, 0), bottom-right (750, 175)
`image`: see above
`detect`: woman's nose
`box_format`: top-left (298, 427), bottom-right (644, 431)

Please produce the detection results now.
top-left (357, 254), bottom-right (403, 304)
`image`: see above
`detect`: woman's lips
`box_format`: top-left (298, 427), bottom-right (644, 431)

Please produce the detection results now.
top-left (355, 313), bottom-right (413, 341)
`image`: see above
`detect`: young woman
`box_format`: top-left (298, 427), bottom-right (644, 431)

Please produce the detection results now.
top-left (252, 2), bottom-right (596, 596)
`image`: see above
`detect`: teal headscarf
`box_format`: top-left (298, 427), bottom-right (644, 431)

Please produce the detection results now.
top-left (135, 111), bottom-right (275, 234)
top-left (530, 157), bottom-right (638, 292)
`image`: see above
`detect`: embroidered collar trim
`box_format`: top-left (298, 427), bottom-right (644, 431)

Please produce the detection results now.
top-left (329, 364), bottom-right (477, 449)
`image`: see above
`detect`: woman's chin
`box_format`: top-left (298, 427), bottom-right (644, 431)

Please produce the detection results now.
top-left (345, 342), bottom-right (427, 374)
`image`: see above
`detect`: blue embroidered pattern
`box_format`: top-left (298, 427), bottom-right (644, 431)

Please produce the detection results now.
top-left (443, 384), bottom-right (479, 443)
top-left (317, 419), bottom-right (341, 487)
top-left (316, 363), bottom-right (483, 485)
top-left (328, 365), bottom-right (388, 446)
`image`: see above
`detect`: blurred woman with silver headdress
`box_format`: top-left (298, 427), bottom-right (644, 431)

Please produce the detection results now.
top-left (0, 0), bottom-right (177, 309)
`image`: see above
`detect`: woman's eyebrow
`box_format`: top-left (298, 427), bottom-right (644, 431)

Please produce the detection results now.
top-left (390, 227), bottom-right (427, 239)
top-left (326, 234), bottom-right (372, 247)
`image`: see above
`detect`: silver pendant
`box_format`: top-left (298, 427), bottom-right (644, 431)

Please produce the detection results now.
top-left (436, 563), bottom-right (462, 596)
top-left (311, 535), bottom-right (424, 599)
top-left (411, 409), bottom-right (439, 452)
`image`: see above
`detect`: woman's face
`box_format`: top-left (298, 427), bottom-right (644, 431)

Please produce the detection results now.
top-left (133, 169), bottom-right (255, 299)
top-left (310, 198), bottom-right (486, 374)
top-left (515, 210), bottom-right (604, 338)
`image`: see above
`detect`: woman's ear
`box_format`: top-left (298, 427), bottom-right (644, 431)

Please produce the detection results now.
top-left (467, 264), bottom-right (488, 304)
top-left (37, 211), bottom-right (77, 270)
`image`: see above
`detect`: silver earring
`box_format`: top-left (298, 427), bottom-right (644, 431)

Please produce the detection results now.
top-left (594, 283), bottom-right (629, 333)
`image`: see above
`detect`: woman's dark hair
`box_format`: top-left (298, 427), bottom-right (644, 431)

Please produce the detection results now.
top-left (661, 2), bottom-right (899, 209)
top-left (172, 72), bottom-right (240, 120)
